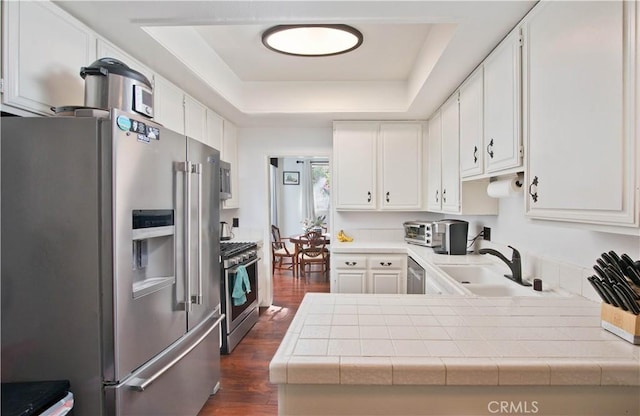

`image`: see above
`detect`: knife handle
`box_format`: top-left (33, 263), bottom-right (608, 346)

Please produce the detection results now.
top-left (587, 277), bottom-right (610, 304)
top-left (599, 280), bottom-right (624, 309)
top-left (613, 285), bottom-right (640, 315)
top-left (625, 266), bottom-right (640, 287)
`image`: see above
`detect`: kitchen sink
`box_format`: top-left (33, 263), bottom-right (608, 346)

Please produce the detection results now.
top-left (437, 265), bottom-right (565, 297)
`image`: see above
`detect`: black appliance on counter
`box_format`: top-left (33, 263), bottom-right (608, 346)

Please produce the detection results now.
top-left (433, 219), bottom-right (469, 255)
top-left (220, 242), bottom-right (260, 353)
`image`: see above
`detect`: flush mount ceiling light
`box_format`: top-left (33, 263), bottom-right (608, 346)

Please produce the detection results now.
top-left (262, 24), bottom-right (363, 57)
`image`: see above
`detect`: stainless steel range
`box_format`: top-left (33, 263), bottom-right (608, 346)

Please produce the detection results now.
top-left (220, 241), bottom-right (260, 353)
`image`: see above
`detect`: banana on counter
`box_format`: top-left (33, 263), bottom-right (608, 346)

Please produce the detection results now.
top-left (337, 230), bottom-right (354, 242)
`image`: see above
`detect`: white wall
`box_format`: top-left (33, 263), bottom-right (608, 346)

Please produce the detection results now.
top-left (236, 127), bottom-right (332, 231)
top-left (464, 193), bottom-right (640, 269)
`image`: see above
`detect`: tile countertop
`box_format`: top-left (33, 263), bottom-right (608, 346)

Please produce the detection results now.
top-left (269, 293), bottom-right (640, 387)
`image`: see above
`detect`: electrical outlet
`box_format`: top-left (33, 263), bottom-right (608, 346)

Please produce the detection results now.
top-left (483, 227), bottom-right (491, 241)
top-left (232, 218), bottom-right (239, 228)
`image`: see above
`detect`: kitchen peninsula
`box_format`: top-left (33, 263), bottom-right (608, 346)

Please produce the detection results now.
top-left (269, 292), bottom-right (639, 415)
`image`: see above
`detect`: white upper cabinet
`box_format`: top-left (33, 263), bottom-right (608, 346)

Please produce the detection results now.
top-left (153, 76), bottom-right (185, 134)
top-left (459, 69), bottom-right (484, 178)
top-left (222, 120), bottom-right (240, 210)
top-left (333, 122), bottom-right (378, 210)
top-left (206, 110), bottom-right (224, 153)
top-left (334, 121), bottom-right (423, 211)
top-left (459, 29), bottom-right (522, 180)
top-left (426, 111), bottom-right (443, 212)
top-left (2, 0), bottom-right (96, 115)
top-left (379, 123), bottom-right (423, 210)
top-left (184, 94), bottom-right (207, 143)
top-left (523, 0), bottom-right (638, 228)
top-left (427, 98), bottom-right (498, 216)
top-left (483, 29), bottom-right (523, 174)
top-left (440, 93), bottom-right (461, 213)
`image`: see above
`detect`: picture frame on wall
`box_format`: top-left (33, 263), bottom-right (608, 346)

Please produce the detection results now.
top-left (283, 171), bottom-right (300, 185)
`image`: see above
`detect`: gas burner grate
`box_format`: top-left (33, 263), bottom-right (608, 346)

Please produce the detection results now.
top-left (220, 241), bottom-right (257, 258)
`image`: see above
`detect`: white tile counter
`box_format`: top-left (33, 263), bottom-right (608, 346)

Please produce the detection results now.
top-left (269, 293), bottom-right (640, 415)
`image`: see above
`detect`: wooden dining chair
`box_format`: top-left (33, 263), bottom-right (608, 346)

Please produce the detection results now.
top-left (271, 225), bottom-right (295, 276)
top-left (298, 230), bottom-right (330, 280)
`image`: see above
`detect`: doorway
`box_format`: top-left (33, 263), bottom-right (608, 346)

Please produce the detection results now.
top-left (268, 156), bottom-right (331, 291)
top-left (269, 157), bottom-right (330, 238)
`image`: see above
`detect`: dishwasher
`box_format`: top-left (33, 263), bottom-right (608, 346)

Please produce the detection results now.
top-left (407, 256), bottom-right (425, 294)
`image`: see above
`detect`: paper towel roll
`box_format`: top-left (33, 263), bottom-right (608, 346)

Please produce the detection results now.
top-left (487, 177), bottom-right (522, 198)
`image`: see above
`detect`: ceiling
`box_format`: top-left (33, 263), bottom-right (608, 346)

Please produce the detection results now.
top-left (54, 1), bottom-right (537, 127)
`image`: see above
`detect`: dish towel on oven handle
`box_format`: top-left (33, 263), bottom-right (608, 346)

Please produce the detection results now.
top-left (232, 265), bottom-right (251, 306)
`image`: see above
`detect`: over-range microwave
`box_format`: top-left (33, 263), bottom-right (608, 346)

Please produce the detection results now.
top-left (220, 160), bottom-right (232, 200)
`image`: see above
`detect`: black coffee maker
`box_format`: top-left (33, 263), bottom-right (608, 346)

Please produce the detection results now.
top-left (433, 219), bottom-right (469, 255)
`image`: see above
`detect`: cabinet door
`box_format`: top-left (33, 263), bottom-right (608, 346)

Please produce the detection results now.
top-left (335, 271), bottom-right (367, 293)
top-left (426, 112), bottom-right (442, 212)
top-left (369, 254), bottom-right (406, 294)
top-left (440, 94), bottom-right (461, 213)
top-left (222, 120), bottom-right (239, 209)
top-left (379, 123), bottom-right (422, 210)
top-left (524, 1), bottom-right (636, 227)
top-left (484, 29), bottom-right (522, 174)
top-left (3, 1), bottom-right (95, 115)
top-left (333, 123), bottom-right (377, 210)
top-left (184, 95), bottom-right (207, 144)
top-left (154, 76), bottom-right (185, 134)
top-left (368, 271), bottom-right (401, 294)
top-left (459, 69), bottom-right (484, 178)
top-left (206, 110), bottom-right (224, 153)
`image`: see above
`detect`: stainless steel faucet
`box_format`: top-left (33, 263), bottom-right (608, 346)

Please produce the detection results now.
top-left (478, 245), bottom-right (531, 286)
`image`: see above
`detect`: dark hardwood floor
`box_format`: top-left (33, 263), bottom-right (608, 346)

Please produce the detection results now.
top-left (197, 267), bottom-right (330, 416)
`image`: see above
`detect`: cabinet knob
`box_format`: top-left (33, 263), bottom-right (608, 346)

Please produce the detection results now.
top-left (367, 191), bottom-right (372, 203)
top-left (386, 191), bottom-right (390, 202)
top-left (345, 261), bottom-right (357, 266)
top-left (380, 262), bottom-right (392, 266)
top-left (473, 146), bottom-right (478, 164)
top-left (529, 176), bottom-right (539, 203)
top-left (487, 139), bottom-right (495, 159)
top-left (442, 188), bottom-right (447, 203)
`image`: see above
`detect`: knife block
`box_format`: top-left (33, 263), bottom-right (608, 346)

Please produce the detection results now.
top-left (601, 303), bottom-right (640, 344)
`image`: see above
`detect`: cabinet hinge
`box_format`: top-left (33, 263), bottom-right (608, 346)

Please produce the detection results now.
top-left (518, 34), bottom-right (523, 47)
top-left (0, 79), bottom-right (4, 95)
top-left (519, 145), bottom-right (524, 158)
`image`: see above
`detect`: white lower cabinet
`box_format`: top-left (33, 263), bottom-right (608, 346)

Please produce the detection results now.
top-left (332, 253), bottom-right (406, 294)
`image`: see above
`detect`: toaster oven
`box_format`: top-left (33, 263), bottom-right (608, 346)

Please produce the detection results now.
top-left (403, 221), bottom-right (441, 247)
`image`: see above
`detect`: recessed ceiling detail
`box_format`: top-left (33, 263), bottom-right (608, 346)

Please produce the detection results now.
top-left (262, 24), bottom-right (363, 57)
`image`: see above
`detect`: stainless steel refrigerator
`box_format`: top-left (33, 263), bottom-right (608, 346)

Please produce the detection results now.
top-left (1, 109), bottom-right (223, 415)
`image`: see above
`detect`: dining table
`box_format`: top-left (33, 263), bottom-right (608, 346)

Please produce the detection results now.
top-left (288, 233), bottom-right (331, 276)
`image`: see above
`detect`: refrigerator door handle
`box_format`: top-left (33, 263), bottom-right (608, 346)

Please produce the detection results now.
top-left (191, 163), bottom-right (203, 305)
top-left (127, 314), bottom-right (225, 392)
top-left (178, 160), bottom-right (193, 312)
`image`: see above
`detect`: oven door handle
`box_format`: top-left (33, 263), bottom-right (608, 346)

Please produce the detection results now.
top-left (228, 257), bottom-right (261, 273)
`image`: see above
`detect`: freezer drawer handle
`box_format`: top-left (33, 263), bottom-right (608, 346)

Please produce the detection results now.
top-left (128, 314), bottom-right (225, 392)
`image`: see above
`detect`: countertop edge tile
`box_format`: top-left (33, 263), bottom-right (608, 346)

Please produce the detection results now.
top-left (340, 356), bottom-right (393, 385)
top-left (599, 360), bottom-right (640, 386)
top-left (287, 356), bottom-right (340, 384)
